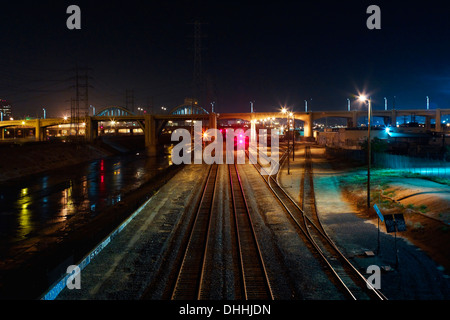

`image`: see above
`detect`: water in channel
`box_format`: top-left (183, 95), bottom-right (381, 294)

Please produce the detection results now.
top-left (0, 148), bottom-right (172, 266)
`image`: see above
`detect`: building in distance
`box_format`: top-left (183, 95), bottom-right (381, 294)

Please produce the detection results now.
top-left (0, 99), bottom-right (12, 120)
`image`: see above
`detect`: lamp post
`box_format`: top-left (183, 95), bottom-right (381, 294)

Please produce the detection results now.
top-left (358, 95), bottom-right (372, 212)
top-left (282, 108), bottom-right (290, 175)
top-left (290, 112), bottom-right (294, 161)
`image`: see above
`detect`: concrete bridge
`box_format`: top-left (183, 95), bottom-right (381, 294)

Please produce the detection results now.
top-left (1, 107), bottom-right (449, 156)
top-left (221, 108), bottom-right (450, 131)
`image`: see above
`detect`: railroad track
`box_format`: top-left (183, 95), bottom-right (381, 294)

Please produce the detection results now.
top-left (228, 163), bottom-right (274, 300)
top-left (171, 164), bottom-right (219, 300)
top-left (170, 162), bottom-right (273, 300)
top-left (249, 144), bottom-right (388, 300)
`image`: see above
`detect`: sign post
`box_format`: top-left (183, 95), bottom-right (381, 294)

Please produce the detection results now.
top-left (382, 213), bottom-right (407, 269)
top-left (373, 204), bottom-right (384, 255)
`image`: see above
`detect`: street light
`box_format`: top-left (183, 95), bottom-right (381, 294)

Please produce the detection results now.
top-left (289, 112), bottom-right (295, 161)
top-left (358, 95), bottom-right (372, 212)
top-left (281, 107), bottom-right (290, 174)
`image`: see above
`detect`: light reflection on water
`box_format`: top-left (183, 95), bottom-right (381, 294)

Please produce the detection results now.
top-left (0, 149), bottom-right (172, 259)
top-left (18, 188), bottom-right (32, 240)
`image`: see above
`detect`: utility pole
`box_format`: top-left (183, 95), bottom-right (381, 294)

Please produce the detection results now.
top-left (71, 65), bottom-right (92, 140)
top-left (190, 21), bottom-right (207, 107)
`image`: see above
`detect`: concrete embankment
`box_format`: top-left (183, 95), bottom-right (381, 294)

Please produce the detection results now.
top-left (0, 141), bottom-right (111, 183)
top-left (0, 136), bottom-right (145, 183)
top-left (0, 136), bottom-right (184, 299)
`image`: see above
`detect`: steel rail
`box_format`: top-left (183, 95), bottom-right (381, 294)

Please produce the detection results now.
top-left (171, 164), bottom-right (219, 300)
top-left (229, 163), bottom-right (274, 300)
top-left (248, 144), bottom-right (387, 300)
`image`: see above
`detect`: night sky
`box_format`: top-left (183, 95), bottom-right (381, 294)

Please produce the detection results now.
top-left (0, 0), bottom-right (449, 118)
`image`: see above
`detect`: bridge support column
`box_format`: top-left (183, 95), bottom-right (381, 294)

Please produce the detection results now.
top-left (352, 111), bottom-right (358, 128)
top-left (145, 115), bottom-right (158, 156)
top-left (209, 113), bottom-right (217, 130)
top-left (304, 113), bottom-right (313, 138)
top-left (436, 109), bottom-right (442, 132)
top-left (391, 110), bottom-right (397, 127)
top-left (85, 117), bottom-right (98, 142)
top-left (250, 114), bottom-right (257, 143)
top-left (35, 119), bottom-right (45, 142)
top-left (425, 116), bottom-right (431, 130)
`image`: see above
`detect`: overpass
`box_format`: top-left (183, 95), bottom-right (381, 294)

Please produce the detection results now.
top-left (1, 107), bottom-right (449, 156)
top-left (218, 108), bottom-right (450, 136)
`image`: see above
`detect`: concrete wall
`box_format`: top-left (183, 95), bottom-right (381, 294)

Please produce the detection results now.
top-left (316, 129), bottom-right (389, 150)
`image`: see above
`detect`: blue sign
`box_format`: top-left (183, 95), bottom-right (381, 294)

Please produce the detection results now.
top-left (373, 204), bottom-right (384, 222)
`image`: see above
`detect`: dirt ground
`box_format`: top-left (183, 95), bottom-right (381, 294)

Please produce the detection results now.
top-left (339, 173), bottom-right (450, 276)
top-left (323, 145), bottom-right (450, 277)
top-left (280, 144), bottom-right (450, 299)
